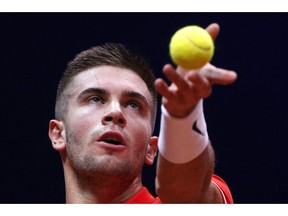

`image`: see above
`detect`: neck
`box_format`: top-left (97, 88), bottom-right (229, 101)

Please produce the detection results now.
top-left (64, 168), bottom-right (143, 203)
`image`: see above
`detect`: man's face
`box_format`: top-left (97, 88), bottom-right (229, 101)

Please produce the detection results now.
top-left (62, 66), bottom-right (155, 178)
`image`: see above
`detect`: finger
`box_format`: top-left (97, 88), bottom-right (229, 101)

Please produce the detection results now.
top-left (205, 23), bottom-right (220, 42)
top-left (163, 64), bottom-right (191, 92)
top-left (187, 72), bottom-right (212, 98)
top-left (154, 78), bottom-right (174, 99)
top-left (199, 64), bottom-right (238, 85)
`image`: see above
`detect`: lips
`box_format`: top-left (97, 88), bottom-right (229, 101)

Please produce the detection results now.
top-left (97, 131), bottom-right (126, 147)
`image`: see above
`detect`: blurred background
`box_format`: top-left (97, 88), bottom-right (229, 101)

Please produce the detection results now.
top-left (0, 13), bottom-right (288, 203)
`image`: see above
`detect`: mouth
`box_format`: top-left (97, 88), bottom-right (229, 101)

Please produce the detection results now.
top-left (97, 131), bottom-right (126, 146)
top-left (102, 137), bottom-right (122, 145)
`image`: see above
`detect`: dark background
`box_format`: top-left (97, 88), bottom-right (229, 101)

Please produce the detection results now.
top-left (1, 13), bottom-right (288, 203)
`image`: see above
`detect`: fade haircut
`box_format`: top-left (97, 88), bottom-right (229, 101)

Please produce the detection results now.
top-left (55, 43), bottom-right (158, 130)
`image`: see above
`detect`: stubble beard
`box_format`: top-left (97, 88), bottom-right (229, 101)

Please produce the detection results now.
top-left (65, 127), bottom-right (146, 187)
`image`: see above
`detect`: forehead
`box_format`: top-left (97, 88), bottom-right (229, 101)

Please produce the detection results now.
top-left (69, 66), bottom-right (152, 100)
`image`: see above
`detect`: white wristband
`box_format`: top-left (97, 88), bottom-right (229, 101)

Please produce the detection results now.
top-left (158, 100), bottom-right (209, 164)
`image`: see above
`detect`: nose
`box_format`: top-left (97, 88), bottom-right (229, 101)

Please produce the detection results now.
top-left (101, 103), bottom-right (127, 128)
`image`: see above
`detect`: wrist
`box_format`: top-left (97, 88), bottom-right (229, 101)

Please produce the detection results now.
top-left (158, 100), bottom-right (209, 164)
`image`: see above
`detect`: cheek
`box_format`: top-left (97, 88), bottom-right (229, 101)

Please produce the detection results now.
top-left (64, 114), bottom-right (101, 150)
top-left (125, 109), bottom-right (153, 136)
top-left (68, 119), bottom-right (91, 138)
top-left (127, 119), bottom-right (152, 148)
top-left (65, 117), bottom-right (97, 158)
top-left (67, 108), bottom-right (102, 133)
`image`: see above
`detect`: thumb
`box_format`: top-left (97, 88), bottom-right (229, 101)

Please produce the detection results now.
top-left (205, 23), bottom-right (220, 42)
top-left (198, 64), bottom-right (238, 85)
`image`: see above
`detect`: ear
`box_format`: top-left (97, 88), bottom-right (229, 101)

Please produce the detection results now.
top-left (144, 136), bottom-right (158, 165)
top-left (48, 119), bottom-right (66, 151)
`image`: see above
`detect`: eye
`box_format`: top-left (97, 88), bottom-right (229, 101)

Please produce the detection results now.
top-left (127, 101), bottom-right (140, 110)
top-left (89, 96), bottom-right (104, 104)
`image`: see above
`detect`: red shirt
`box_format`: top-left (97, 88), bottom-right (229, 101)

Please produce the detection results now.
top-left (124, 174), bottom-right (233, 204)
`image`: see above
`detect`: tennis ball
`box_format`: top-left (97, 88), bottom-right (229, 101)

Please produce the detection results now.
top-left (169, 25), bottom-right (214, 70)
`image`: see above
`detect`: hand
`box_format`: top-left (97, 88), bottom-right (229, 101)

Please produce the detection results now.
top-left (154, 23), bottom-right (237, 118)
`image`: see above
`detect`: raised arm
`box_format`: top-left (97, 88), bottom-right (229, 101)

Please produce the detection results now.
top-left (154, 23), bottom-right (237, 203)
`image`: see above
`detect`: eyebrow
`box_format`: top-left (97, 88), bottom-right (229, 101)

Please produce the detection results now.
top-left (77, 88), bottom-right (108, 100)
top-left (76, 88), bottom-right (149, 107)
top-left (122, 90), bottom-right (149, 107)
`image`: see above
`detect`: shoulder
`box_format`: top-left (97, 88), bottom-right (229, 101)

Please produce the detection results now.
top-left (211, 174), bottom-right (234, 204)
top-left (125, 187), bottom-right (162, 204)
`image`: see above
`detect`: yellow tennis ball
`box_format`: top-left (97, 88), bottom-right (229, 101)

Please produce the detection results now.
top-left (169, 25), bottom-right (214, 70)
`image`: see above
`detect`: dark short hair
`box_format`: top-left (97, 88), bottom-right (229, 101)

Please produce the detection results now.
top-left (55, 43), bottom-right (158, 129)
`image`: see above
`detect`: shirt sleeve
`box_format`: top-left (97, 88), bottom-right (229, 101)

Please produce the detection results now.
top-left (211, 174), bottom-right (234, 204)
